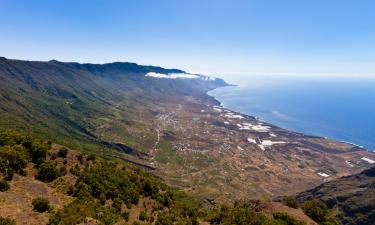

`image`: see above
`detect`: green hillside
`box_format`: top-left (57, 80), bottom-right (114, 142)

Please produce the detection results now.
top-left (0, 57), bottom-right (225, 154)
top-left (0, 130), bottom-right (318, 225)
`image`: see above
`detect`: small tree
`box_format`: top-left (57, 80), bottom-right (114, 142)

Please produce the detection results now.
top-left (139, 211), bottom-right (148, 221)
top-left (285, 196), bottom-right (299, 209)
top-left (32, 197), bottom-right (50, 213)
top-left (87, 154), bottom-right (96, 161)
top-left (0, 216), bottom-right (16, 225)
top-left (57, 147), bottom-right (68, 158)
top-left (302, 200), bottom-right (339, 225)
top-left (0, 180), bottom-right (10, 192)
top-left (36, 162), bottom-right (60, 182)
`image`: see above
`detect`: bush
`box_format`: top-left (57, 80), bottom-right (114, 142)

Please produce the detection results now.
top-left (302, 200), bottom-right (339, 225)
top-left (77, 154), bottom-right (84, 164)
top-left (0, 216), bottom-right (16, 225)
top-left (87, 154), bottom-right (96, 161)
top-left (0, 180), bottom-right (10, 192)
top-left (32, 197), bottom-right (50, 213)
top-left (0, 145), bottom-right (29, 177)
top-left (273, 212), bottom-right (306, 225)
top-left (285, 196), bottom-right (299, 209)
top-left (48, 198), bottom-right (120, 225)
top-left (50, 153), bottom-right (57, 160)
top-left (112, 197), bottom-right (123, 212)
top-left (70, 164), bottom-right (81, 176)
top-left (139, 211), bottom-right (148, 221)
top-left (36, 162), bottom-right (60, 182)
top-left (57, 147), bottom-right (68, 158)
top-left (29, 142), bottom-right (48, 165)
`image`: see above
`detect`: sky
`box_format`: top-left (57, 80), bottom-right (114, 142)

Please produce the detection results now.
top-left (0, 0), bottom-right (374, 77)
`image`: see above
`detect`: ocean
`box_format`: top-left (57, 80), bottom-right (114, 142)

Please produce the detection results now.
top-left (208, 75), bottom-right (375, 151)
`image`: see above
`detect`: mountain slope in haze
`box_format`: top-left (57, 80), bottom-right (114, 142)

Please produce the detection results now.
top-left (296, 167), bottom-right (375, 225)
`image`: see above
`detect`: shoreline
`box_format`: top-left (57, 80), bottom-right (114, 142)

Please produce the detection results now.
top-left (206, 86), bottom-right (372, 153)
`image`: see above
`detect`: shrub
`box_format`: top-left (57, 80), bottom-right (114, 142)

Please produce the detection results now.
top-left (122, 211), bottom-right (130, 221)
top-left (57, 147), bottom-right (68, 158)
top-left (112, 197), bottom-right (123, 212)
top-left (36, 161), bottom-right (60, 182)
top-left (139, 211), bottom-right (148, 221)
top-left (59, 166), bottom-right (67, 176)
top-left (70, 164), bottom-right (81, 176)
top-left (29, 142), bottom-right (48, 165)
top-left (48, 198), bottom-right (120, 225)
top-left (285, 196), bottom-right (299, 209)
top-left (0, 145), bottom-right (29, 177)
top-left (50, 153), bottom-right (57, 160)
top-left (0, 180), bottom-right (10, 192)
top-left (32, 197), bottom-right (50, 212)
top-left (77, 154), bottom-right (84, 164)
top-left (273, 212), bottom-right (306, 225)
top-left (302, 200), bottom-right (339, 225)
top-left (87, 154), bottom-right (96, 161)
top-left (0, 216), bottom-right (16, 225)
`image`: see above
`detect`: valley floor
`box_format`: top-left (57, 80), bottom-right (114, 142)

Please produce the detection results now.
top-left (96, 91), bottom-right (375, 203)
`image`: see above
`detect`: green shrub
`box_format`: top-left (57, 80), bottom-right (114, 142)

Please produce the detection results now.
top-left (112, 197), bottom-right (123, 212)
top-left (32, 197), bottom-right (51, 213)
top-left (139, 211), bottom-right (148, 221)
top-left (87, 154), bottom-right (96, 161)
top-left (122, 211), bottom-right (130, 221)
top-left (273, 212), bottom-right (306, 225)
top-left (50, 153), bottom-right (57, 160)
top-left (77, 154), bottom-right (84, 164)
top-left (70, 164), bottom-right (81, 176)
top-left (0, 180), bottom-right (10, 192)
top-left (48, 197), bottom-right (120, 225)
top-left (0, 216), bottom-right (16, 225)
top-left (29, 142), bottom-right (48, 165)
top-left (285, 196), bottom-right (299, 209)
top-left (36, 161), bottom-right (60, 182)
top-left (57, 147), bottom-right (68, 158)
top-left (302, 200), bottom-right (339, 225)
top-left (0, 145), bottom-right (29, 178)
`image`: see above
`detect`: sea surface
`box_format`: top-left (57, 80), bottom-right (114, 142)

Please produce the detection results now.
top-left (208, 75), bottom-right (375, 151)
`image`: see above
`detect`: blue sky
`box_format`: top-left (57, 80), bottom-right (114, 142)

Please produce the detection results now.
top-left (0, 0), bottom-right (374, 77)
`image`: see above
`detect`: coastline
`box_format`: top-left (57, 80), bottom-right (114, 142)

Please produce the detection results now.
top-left (206, 85), bottom-right (373, 153)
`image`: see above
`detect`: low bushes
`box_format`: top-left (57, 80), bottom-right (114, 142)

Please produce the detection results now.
top-left (32, 197), bottom-right (51, 213)
top-left (0, 180), bottom-right (10, 192)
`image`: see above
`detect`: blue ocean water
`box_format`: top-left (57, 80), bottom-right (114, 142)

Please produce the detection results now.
top-left (208, 75), bottom-right (375, 151)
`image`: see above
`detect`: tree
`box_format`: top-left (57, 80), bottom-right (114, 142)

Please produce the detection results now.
top-left (36, 162), bottom-right (60, 182)
top-left (0, 180), bottom-right (10, 192)
top-left (57, 147), bottom-right (68, 158)
top-left (139, 211), bottom-right (148, 221)
top-left (285, 196), bottom-right (299, 209)
top-left (32, 197), bottom-right (51, 213)
top-left (0, 216), bottom-right (16, 225)
top-left (0, 145), bottom-right (29, 177)
top-left (302, 200), bottom-right (339, 225)
top-left (87, 154), bottom-right (96, 161)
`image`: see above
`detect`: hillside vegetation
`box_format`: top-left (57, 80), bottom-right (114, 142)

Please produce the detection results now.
top-left (296, 167), bottom-right (375, 225)
top-left (0, 130), bottom-right (323, 225)
top-left (0, 57), bottom-right (225, 153)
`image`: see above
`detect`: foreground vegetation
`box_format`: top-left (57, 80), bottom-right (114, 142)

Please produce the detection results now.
top-left (0, 130), bottom-right (339, 225)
